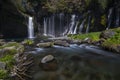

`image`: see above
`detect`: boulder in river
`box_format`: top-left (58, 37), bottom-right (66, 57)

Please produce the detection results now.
top-left (40, 55), bottom-right (58, 71)
top-left (36, 42), bottom-right (54, 48)
top-left (54, 40), bottom-right (70, 47)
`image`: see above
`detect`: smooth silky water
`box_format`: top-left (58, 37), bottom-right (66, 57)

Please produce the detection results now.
top-left (26, 44), bottom-right (120, 80)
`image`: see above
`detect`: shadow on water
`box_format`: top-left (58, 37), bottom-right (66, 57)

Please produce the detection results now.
top-left (27, 44), bottom-right (120, 80)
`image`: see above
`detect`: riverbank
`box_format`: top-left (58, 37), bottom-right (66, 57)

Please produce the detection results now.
top-left (68, 28), bottom-right (120, 53)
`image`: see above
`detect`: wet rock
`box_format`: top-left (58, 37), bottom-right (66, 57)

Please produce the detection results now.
top-left (111, 45), bottom-right (120, 53)
top-left (40, 55), bottom-right (58, 71)
top-left (0, 46), bottom-right (16, 57)
top-left (36, 42), bottom-right (53, 48)
top-left (68, 39), bottom-right (81, 45)
top-left (0, 39), bottom-right (6, 46)
top-left (54, 40), bottom-right (70, 47)
top-left (0, 42), bottom-right (24, 57)
top-left (41, 55), bottom-right (55, 63)
top-left (99, 30), bottom-right (115, 39)
top-left (0, 62), bottom-right (6, 70)
top-left (82, 38), bottom-right (92, 44)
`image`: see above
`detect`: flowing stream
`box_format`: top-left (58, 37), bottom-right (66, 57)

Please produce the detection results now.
top-left (27, 44), bottom-right (120, 80)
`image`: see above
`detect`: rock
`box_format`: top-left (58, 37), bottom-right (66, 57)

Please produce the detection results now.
top-left (99, 30), bottom-right (115, 39)
top-left (0, 42), bottom-right (24, 57)
top-left (0, 62), bottom-right (6, 70)
top-left (0, 46), bottom-right (16, 57)
top-left (40, 55), bottom-right (58, 71)
top-left (82, 38), bottom-right (92, 44)
top-left (68, 39), bottom-right (81, 45)
top-left (36, 42), bottom-right (53, 48)
top-left (0, 39), bottom-right (5, 46)
top-left (41, 55), bottom-right (55, 63)
top-left (54, 40), bottom-right (70, 47)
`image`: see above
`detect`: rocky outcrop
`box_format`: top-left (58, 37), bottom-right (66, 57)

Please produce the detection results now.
top-left (99, 30), bottom-right (116, 39)
top-left (0, 0), bottom-right (27, 38)
top-left (54, 40), bottom-right (70, 47)
top-left (40, 55), bottom-right (58, 71)
top-left (0, 42), bottom-right (24, 57)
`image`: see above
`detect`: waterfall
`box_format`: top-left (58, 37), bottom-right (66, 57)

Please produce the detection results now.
top-left (28, 16), bottom-right (34, 39)
top-left (43, 16), bottom-right (55, 37)
top-left (43, 14), bottom-right (81, 37)
top-left (106, 8), bottom-right (113, 30)
top-left (73, 22), bottom-right (79, 34)
top-left (79, 19), bottom-right (86, 33)
top-left (68, 14), bottom-right (76, 34)
top-left (86, 16), bottom-right (91, 33)
top-left (43, 18), bottom-right (47, 36)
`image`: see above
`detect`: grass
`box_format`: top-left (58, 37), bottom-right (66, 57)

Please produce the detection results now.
top-left (68, 32), bottom-right (100, 41)
top-left (0, 42), bottom-right (24, 79)
top-left (0, 69), bottom-right (8, 79)
top-left (68, 27), bottom-right (120, 53)
top-left (0, 54), bottom-right (15, 69)
top-left (102, 28), bottom-right (120, 47)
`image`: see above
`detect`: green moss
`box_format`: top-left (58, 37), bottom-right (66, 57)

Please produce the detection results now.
top-left (68, 32), bottom-right (100, 41)
top-left (0, 69), bottom-right (8, 79)
top-left (0, 54), bottom-right (15, 69)
top-left (102, 28), bottom-right (120, 47)
top-left (23, 39), bottom-right (34, 45)
top-left (1, 42), bottom-right (19, 48)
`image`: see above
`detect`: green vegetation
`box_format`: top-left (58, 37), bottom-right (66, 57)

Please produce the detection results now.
top-left (0, 54), bottom-right (15, 69)
top-left (68, 32), bottom-right (100, 41)
top-left (102, 28), bottom-right (120, 47)
top-left (23, 39), bottom-right (34, 45)
top-left (0, 42), bottom-right (20, 49)
top-left (68, 27), bottom-right (120, 53)
top-left (0, 42), bottom-right (24, 79)
top-left (0, 69), bottom-right (8, 79)
top-left (43, 0), bottom-right (85, 13)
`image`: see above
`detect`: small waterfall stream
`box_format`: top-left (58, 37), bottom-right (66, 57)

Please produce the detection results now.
top-left (43, 18), bottom-right (47, 36)
top-left (79, 19), bottom-right (86, 33)
top-left (86, 15), bottom-right (91, 33)
top-left (28, 16), bottom-right (34, 39)
top-left (73, 22), bottom-right (79, 34)
top-left (106, 8), bottom-right (113, 30)
top-left (68, 14), bottom-right (76, 34)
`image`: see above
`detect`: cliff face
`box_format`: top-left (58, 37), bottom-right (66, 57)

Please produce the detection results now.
top-left (0, 0), bottom-right (120, 38)
top-left (0, 0), bottom-right (27, 38)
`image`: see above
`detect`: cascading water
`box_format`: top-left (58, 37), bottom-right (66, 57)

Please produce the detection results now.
top-left (79, 19), bottom-right (86, 33)
top-left (106, 8), bottom-right (113, 30)
top-left (43, 14), bottom-right (91, 37)
top-left (28, 16), bottom-right (34, 39)
top-left (68, 14), bottom-right (76, 34)
top-left (43, 13), bottom-right (69, 37)
top-left (73, 22), bottom-right (79, 34)
top-left (43, 18), bottom-right (47, 36)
